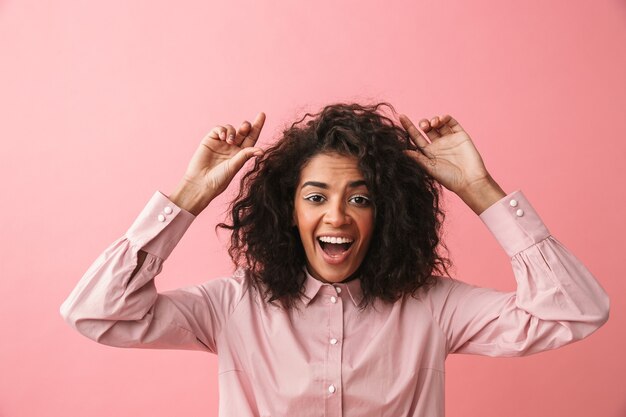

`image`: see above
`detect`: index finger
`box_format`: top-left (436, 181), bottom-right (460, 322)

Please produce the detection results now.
top-left (241, 112), bottom-right (266, 148)
top-left (399, 114), bottom-right (429, 148)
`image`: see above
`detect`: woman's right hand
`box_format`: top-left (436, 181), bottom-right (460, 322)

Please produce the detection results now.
top-left (170, 112), bottom-right (266, 215)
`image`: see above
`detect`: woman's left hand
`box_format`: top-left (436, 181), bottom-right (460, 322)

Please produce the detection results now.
top-left (399, 113), bottom-right (506, 214)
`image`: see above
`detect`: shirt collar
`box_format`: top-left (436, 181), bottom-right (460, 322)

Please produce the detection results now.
top-left (301, 267), bottom-right (364, 307)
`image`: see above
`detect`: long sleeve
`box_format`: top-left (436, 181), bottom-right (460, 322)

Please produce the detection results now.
top-left (60, 191), bottom-right (245, 354)
top-left (430, 190), bottom-right (610, 357)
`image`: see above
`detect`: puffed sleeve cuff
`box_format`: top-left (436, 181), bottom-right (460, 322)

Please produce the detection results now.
top-left (478, 190), bottom-right (550, 258)
top-left (124, 191), bottom-right (196, 260)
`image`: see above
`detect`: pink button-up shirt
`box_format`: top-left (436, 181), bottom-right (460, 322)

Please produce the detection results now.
top-left (60, 190), bottom-right (609, 417)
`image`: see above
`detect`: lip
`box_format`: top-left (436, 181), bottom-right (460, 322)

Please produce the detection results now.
top-left (316, 237), bottom-right (355, 265)
top-left (316, 233), bottom-right (355, 240)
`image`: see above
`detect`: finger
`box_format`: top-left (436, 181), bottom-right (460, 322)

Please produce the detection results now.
top-left (229, 147), bottom-right (264, 173)
top-left (233, 121), bottom-right (251, 146)
top-left (429, 117), bottom-right (444, 138)
top-left (207, 126), bottom-right (227, 141)
top-left (430, 116), bottom-right (440, 127)
top-left (436, 114), bottom-right (454, 136)
top-left (421, 118), bottom-right (441, 141)
top-left (445, 115), bottom-right (465, 133)
top-left (403, 149), bottom-right (434, 171)
top-left (241, 112), bottom-right (266, 148)
top-left (224, 124), bottom-right (237, 144)
top-left (399, 114), bottom-right (429, 148)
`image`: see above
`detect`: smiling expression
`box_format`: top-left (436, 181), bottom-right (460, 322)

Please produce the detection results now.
top-left (293, 152), bottom-right (375, 283)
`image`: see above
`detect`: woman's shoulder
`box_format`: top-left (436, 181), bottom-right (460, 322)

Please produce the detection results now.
top-left (408, 275), bottom-right (463, 305)
top-left (199, 267), bottom-right (284, 314)
top-left (196, 267), bottom-right (255, 306)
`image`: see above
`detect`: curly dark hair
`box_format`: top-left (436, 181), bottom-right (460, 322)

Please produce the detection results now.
top-left (217, 102), bottom-right (452, 311)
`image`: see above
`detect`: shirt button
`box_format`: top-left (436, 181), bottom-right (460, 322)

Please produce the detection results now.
top-left (157, 214), bottom-right (166, 222)
top-left (330, 338), bottom-right (338, 345)
top-left (163, 206), bottom-right (173, 214)
top-left (328, 384), bottom-right (336, 393)
top-left (516, 209), bottom-right (524, 217)
top-left (330, 296), bottom-right (337, 304)
top-left (510, 199), bottom-right (518, 207)
top-left (335, 286), bottom-right (342, 294)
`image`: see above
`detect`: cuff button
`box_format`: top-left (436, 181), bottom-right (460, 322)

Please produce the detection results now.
top-left (509, 199), bottom-right (518, 207)
top-left (157, 214), bottom-right (166, 222)
top-left (164, 206), bottom-right (173, 214)
top-left (516, 209), bottom-right (524, 217)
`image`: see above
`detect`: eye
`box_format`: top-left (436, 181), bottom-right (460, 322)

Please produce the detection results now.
top-left (304, 194), bottom-right (325, 203)
top-left (349, 194), bottom-right (371, 206)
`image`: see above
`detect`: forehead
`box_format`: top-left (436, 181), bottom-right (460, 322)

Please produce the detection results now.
top-left (298, 153), bottom-right (364, 182)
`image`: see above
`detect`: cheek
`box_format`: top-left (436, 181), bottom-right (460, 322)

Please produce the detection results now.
top-left (293, 210), bottom-right (316, 237)
top-left (359, 212), bottom-right (376, 241)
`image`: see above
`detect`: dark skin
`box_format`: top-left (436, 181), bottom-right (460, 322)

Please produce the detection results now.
top-left (399, 114), bottom-right (506, 215)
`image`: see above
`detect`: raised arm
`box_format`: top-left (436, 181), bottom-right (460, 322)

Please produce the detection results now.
top-left (399, 113), bottom-right (609, 356)
top-left (399, 113), bottom-right (506, 215)
top-left (429, 190), bottom-right (609, 356)
top-left (60, 113), bottom-right (267, 352)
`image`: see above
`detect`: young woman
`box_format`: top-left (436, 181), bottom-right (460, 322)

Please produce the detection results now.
top-left (60, 102), bottom-right (609, 416)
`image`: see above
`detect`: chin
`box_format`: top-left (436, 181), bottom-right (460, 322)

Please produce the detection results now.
top-left (323, 274), bottom-right (348, 283)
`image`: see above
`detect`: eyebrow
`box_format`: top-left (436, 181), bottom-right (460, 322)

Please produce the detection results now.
top-left (301, 180), bottom-right (367, 190)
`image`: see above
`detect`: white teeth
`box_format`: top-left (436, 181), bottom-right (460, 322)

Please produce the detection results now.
top-left (318, 236), bottom-right (354, 244)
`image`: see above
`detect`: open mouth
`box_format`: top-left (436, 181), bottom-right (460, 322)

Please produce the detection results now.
top-left (317, 237), bottom-right (354, 262)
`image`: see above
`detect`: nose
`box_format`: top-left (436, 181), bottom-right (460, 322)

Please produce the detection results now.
top-left (323, 199), bottom-right (352, 227)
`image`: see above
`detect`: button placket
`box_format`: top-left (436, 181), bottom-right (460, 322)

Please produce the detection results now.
top-left (325, 287), bottom-right (343, 413)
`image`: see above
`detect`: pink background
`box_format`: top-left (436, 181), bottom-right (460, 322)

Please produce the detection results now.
top-left (1, 0), bottom-right (624, 416)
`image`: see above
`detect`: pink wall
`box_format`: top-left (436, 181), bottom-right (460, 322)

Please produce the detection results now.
top-left (1, 0), bottom-right (624, 416)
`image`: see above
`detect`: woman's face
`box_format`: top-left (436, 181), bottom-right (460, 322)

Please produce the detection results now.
top-left (293, 152), bottom-right (375, 283)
